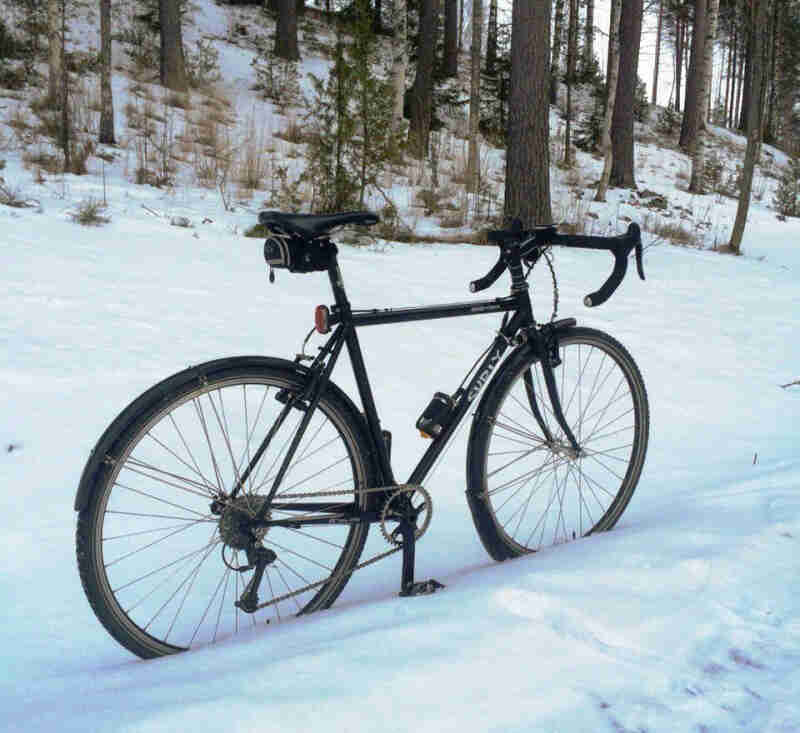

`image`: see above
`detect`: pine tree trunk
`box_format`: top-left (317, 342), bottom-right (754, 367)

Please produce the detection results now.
top-left (505, 0), bottom-right (551, 225)
top-left (651, 0), bottom-right (662, 104)
top-left (391, 0), bottom-right (408, 125)
top-left (486, 0), bottom-right (498, 76)
top-left (689, 0), bottom-right (718, 192)
top-left (275, 0), bottom-right (300, 60)
top-left (724, 32), bottom-right (732, 125)
top-left (47, 0), bottom-right (62, 103)
top-left (458, 0), bottom-right (464, 51)
top-left (443, 0), bottom-right (458, 76)
top-left (680, 0), bottom-right (707, 152)
top-left (563, 0), bottom-right (578, 167)
top-left (595, 0), bottom-right (621, 202)
top-left (609, 0), bottom-right (642, 189)
top-left (729, 0), bottom-right (767, 254)
top-left (583, 0), bottom-right (595, 73)
top-left (728, 26), bottom-right (738, 126)
top-left (702, 0), bottom-right (719, 124)
top-left (159, 0), bottom-right (188, 91)
top-left (674, 13), bottom-right (683, 112)
top-left (551, 0), bottom-right (565, 104)
top-left (408, 0), bottom-right (439, 159)
top-left (60, 0), bottom-right (70, 171)
top-left (99, 0), bottom-right (114, 145)
top-left (738, 32), bottom-right (751, 130)
top-left (467, 0), bottom-right (482, 192)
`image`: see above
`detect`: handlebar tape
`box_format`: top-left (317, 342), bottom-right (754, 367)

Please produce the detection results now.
top-left (475, 222), bottom-right (645, 305)
top-left (470, 256), bottom-right (507, 293)
top-left (552, 223), bottom-right (644, 307)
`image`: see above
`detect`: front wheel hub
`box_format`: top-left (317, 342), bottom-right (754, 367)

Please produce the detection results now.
top-left (218, 496), bottom-right (270, 550)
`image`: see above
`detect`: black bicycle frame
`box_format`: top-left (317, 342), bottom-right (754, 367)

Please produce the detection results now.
top-left (244, 251), bottom-right (537, 530)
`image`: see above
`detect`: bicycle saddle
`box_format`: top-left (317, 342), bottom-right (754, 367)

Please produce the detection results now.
top-left (259, 211), bottom-right (379, 238)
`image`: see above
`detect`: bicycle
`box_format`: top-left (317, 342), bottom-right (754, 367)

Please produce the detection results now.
top-left (75, 210), bottom-right (649, 659)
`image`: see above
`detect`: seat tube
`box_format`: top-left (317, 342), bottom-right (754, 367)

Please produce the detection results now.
top-left (327, 253), bottom-right (396, 486)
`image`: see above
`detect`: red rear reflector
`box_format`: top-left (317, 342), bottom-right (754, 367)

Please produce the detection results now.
top-left (315, 305), bottom-right (330, 334)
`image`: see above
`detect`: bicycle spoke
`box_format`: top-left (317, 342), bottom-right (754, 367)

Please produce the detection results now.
top-left (144, 432), bottom-right (218, 495)
top-left (121, 458), bottom-right (217, 500)
top-left (105, 517), bottom-right (209, 568)
top-left (113, 481), bottom-right (209, 519)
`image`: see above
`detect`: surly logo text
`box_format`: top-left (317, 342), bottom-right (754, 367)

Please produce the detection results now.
top-left (468, 349), bottom-right (503, 402)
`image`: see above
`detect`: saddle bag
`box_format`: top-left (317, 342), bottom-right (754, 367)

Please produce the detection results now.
top-left (263, 234), bottom-right (337, 274)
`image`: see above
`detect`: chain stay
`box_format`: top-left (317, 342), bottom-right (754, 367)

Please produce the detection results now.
top-left (251, 483), bottom-right (424, 612)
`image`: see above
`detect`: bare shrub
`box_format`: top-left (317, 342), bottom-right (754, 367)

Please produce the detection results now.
top-left (641, 212), bottom-right (699, 247)
top-left (0, 177), bottom-right (35, 207)
top-left (274, 118), bottom-right (306, 144)
top-left (164, 91), bottom-right (191, 111)
top-left (23, 148), bottom-right (61, 173)
top-left (69, 197), bottom-right (110, 225)
top-left (231, 108), bottom-right (271, 193)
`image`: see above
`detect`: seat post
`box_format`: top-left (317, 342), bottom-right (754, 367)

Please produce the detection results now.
top-left (327, 249), bottom-right (351, 318)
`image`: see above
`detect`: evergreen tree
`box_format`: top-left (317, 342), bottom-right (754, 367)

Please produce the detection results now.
top-left (304, 3), bottom-right (398, 211)
top-left (773, 158), bottom-right (800, 219)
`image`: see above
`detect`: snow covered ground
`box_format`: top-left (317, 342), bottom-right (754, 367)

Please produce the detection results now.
top-left (1, 168), bottom-right (799, 732)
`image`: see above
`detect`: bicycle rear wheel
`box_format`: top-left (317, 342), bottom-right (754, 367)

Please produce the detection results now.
top-left (76, 357), bottom-right (377, 658)
top-left (466, 327), bottom-right (649, 560)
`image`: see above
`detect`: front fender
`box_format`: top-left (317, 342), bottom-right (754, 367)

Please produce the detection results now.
top-left (465, 319), bottom-right (578, 492)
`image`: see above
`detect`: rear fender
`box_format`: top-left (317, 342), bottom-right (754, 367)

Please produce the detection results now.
top-left (74, 356), bottom-right (364, 511)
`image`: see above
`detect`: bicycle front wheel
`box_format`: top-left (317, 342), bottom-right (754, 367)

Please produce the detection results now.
top-left (76, 357), bottom-right (377, 658)
top-left (466, 327), bottom-right (649, 560)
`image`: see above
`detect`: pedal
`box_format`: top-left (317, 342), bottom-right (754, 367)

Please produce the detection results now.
top-left (399, 579), bottom-right (445, 597)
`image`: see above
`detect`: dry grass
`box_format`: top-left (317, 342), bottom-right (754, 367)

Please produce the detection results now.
top-left (69, 196), bottom-right (110, 226)
top-left (274, 118), bottom-right (306, 144)
top-left (641, 211), bottom-right (699, 247)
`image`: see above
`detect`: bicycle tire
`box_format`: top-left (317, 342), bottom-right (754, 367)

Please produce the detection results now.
top-left (76, 356), bottom-right (378, 658)
top-left (466, 327), bottom-right (649, 560)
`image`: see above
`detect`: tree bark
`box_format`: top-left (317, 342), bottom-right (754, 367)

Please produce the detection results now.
top-left (467, 0), bottom-right (482, 191)
top-left (738, 30), bottom-right (751, 130)
top-left (609, 0), bottom-right (643, 189)
top-left (275, 0), bottom-right (300, 60)
top-left (729, 26), bottom-right (738, 126)
top-left (651, 0), bottom-right (662, 104)
top-left (390, 0), bottom-right (408, 125)
top-left (99, 0), bottom-right (114, 145)
top-left (563, 0), bottom-right (578, 167)
top-left (505, 0), bottom-right (551, 226)
top-left (674, 12), bottom-right (684, 112)
top-left (159, 0), bottom-right (188, 91)
top-left (550, 0), bottom-right (565, 104)
top-left (47, 0), bottom-right (62, 102)
top-left (680, 0), bottom-right (707, 151)
top-left (486, 0), bottom-right (498, 76)
top-left (443, 0), bottom-right (459, 77)
top-left (595, 0), bottom-right (621, 202)
top-left (408, 0), bottom-right (440, 158)
top-left (729, 0), bottom-right (767, 254)
top-left (689, 0), bottom-right (718, 192)
top-left (583, 0), bottom-right (595, 73)
top-left (701, 0), bottom-right (719, 125)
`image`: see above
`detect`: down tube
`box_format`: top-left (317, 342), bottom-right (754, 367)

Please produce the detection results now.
top-left (407, 313), bottom-right (524, 486)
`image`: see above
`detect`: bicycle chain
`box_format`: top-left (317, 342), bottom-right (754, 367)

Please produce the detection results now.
top-left (250, 483), bottom-right (427, 612)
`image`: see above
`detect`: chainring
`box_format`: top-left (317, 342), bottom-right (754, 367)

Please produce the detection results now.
top-left (379, 485), bottom-right (433, 547)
